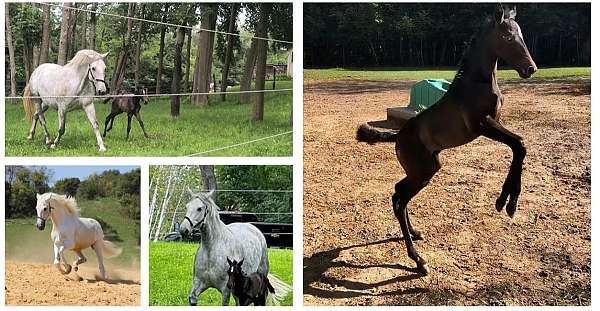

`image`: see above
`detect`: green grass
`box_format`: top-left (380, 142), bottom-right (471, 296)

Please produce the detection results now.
top-left (304, 67), bottom-right (591, 81)
top-left (149, 241), bottom-right (292, 306)
top-left (5, 81), bottom-right (293, 156)
top-left (5, 197), bottom-right (140, 270)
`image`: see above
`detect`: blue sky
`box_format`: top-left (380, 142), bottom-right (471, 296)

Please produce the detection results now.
top-left (30, 166), bottom-right (138, 186)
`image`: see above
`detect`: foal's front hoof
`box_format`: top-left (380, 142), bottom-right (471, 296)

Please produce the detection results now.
top-left (411, 230), bottom-right (424, 241)
top-left (188, 296), bottom-right (197, 306)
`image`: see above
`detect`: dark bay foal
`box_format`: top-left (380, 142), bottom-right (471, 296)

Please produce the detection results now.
top-left (103, 86), bottom-right (150, 140)
top-left (357, 6), bottom-right (537, 275)
top-left (227, 257), bottom-right (274, 306)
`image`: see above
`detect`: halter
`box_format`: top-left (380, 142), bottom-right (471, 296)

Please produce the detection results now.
top-left (87, 66), bottom-right (109, 95)
top-left (183, 207), bottom-right (209, 231)
top-left (37, 199), bottom-right (54, 222)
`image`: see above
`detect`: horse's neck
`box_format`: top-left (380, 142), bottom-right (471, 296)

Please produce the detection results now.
top-left (50, 205), bottom-right (77, 228)
top-left (452, 33), bottom-right (499, 90)
top-left (64, 64), bottom-right (92, 95)
top-left (199, 211), bottom-right (227, 246)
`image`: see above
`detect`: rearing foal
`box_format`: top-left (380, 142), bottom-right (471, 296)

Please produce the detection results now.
top-left (357, 6), bottom-right (537, 275)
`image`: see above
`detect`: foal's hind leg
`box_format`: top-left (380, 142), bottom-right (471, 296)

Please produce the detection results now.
top-left (134, 111), bottom-right (149, 138)
top-left (393, 139), bottom-right (441, 275)
top-left (392, 193), bottom-right (423, 240)
top-left (126, 112), bottom-right (133, 140)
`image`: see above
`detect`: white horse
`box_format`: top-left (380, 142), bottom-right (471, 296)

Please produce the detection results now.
top-left (34, 192), bottom-right (122, 279)
top-left (179, 189), bottom-right (291, 306)
top-left (23, 49), bottom-right (110, 152)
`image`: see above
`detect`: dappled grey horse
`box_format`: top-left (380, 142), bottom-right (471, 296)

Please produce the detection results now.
top-left (357, 6), bottom-right (537, 274)
top-left (23, 49), bottom-right (110, 152)
top-left (179, 189), bottom-right (292, 306)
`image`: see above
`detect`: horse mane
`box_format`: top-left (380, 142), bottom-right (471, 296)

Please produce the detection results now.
top-left (48, 193), bottom-right (80, 216)
top-left (451, 17), bottom-right (496, 84)
top-left (66, 49), bottom-right (103, 67)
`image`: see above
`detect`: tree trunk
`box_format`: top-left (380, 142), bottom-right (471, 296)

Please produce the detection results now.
top-left (111, 3), bottom-right (136, 92)
top-left (239, 38), bottom-right (258, 104)
top-left (154, 170), bottom-right (174, 241)
top-left (220, 3), bottom-right (239, 101)
top-left (88, 3), bottom-right (97, 49)
top-left (155, 3), bottom-right (170, 94)
top-left (67, 4), bottom-right (78, 61)
top-left (56, 2), bottom-right (71, 65)
top-left (251, 4), bottom-right (269, 123)
top-left (80, 4), bottom-right (87, 54)
top-left (183, 29), bottom-right (192, 92)
top-left (134, 4), bottom-right (145, 87)
top-left (171, 27), bottom-right (185, 119)
top-left (156, 26), bottom-right (167, 94)
top-left (191, 7), bottom-right (217, 106)
top-left (40, 3), bottom-right (51, 64)
top-left (200, 166), bottom-right (217, 202)
top-left (5, 3), bottom-right (17, 101)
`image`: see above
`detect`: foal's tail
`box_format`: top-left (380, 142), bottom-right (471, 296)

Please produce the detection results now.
top-left (23, 85), bottom-right (35, 124)
top-left (266, 273), bottom-right (291, 306)
top-left (101, 240), bottom-right (123, 258)
top-left (356, 123), bottom-right (398, 144)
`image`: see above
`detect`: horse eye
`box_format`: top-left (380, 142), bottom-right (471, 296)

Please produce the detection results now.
top-left (197, 208), bottom-right (202, 212)
top-left (43, 207), bottom-right (47, 211)
top-left (92, 67), bottom-right (96, 71)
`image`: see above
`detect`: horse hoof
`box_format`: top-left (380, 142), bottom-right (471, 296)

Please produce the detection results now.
top-left (417, 263), bottom-right (430, 275)
top-left (411, 231), bottom-right (424, 241)
top-left (188, 296), bottom-right (197, 306)
top-left (27, 135), bottom-right (33, 140)
top-left (495, 197), bottom-right (506, 212)
top-left (49, 144), bottom-right (56, 149)
top-left (99, 147), bottom-right (107, 153)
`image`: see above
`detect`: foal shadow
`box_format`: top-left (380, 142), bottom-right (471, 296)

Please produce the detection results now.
top-left (303, 237), bottom-right (426, 300)
top-left (86, 277), bottom-right (140, 285)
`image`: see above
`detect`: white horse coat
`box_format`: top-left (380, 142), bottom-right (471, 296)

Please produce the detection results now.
top-left (24, 49), bottom-right (109, 152)
top-left (35, 193), bottom-right (121, 279)
top-left (179, 190), bottom-right (291, 306)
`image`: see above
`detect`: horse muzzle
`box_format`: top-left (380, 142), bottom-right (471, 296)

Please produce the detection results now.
top-left (36, 218), bottom-right (46, 231)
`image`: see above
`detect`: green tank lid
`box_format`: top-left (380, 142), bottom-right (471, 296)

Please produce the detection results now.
top-left (408, 79), bottom-right (450, 113)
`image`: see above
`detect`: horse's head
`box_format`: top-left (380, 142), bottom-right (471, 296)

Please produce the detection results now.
top-left (136, 86), bottom-right (149, 104)
top-left (490, 5), bottom-right (537, 78)
top-left (35, 193), bottom-right (53, 231)
top-left (226, 257), bottom-right (245, 288)
top-left (179, 188), bottom-right (217, 236)
top-left (88, 53), bottom-right (109, 95)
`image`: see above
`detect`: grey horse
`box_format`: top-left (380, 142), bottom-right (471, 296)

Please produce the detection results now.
top-left (179, 189), bottom-right (291, 306)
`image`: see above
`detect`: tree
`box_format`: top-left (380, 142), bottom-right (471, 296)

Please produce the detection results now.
top-left (134, 4), bottom-right (145, 87)
top-left (220, 3), bottom-right (240, 101)
top-left (88, 3), bottom-right (97, 49)
top-left (155, 3), bottom-right (170, 94)
top-left (53, 178), bottom-right (81, 197)
top-left (183, 29), bottom-right (193, 92)
top-left (39, 3), bottom-right (50, 64)
top-left (57, 2), bottom-right (72, 65)
top-left (171, 27), bottom-right (186, 119)
top-left (192, 5), bottom-right (217, 106)
top-left (111, 3), bottom-right (137, 92)
top-left (5, 3), bottom-right (17, 101)
top-left (251, 3), bottom-right (270, 123)
top-left (200, 165), bottom-right (218, 202)
top-left (239, 39), bottom-right (257, 104)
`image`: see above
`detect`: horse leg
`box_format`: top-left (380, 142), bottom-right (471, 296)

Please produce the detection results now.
top-left (55, 243), bottom-right (73, 274)
top-left (126, 112), bottom-right (133, 140)
top-left (480, 116), bottom-right (526, 217)
top-left (188, 276), bottom-right (208, 306)
top-left (36, 102), bottom-right (53, 146)
top-left (220, 285), bottom-right (232, 306)
top-left (393, 192), bottom-right (424, 240)
top-left (28, 105), bottom-right (50, 140)
top-left (72, 250), bottom-right (87, 272)
top-left (393, 138), bottom-right (440, 275)
top-left (83, 103), bottom-right (107, 152)
top-left (134, 111), bottom-right (149, 138)
top-left (92, 240), bottom-right (106, 279)
top-left (103, 112), bottom-right (116, 137)
top-left (50, 108), bottom-right (66, 149)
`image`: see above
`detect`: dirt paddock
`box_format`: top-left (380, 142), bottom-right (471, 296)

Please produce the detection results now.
top-left (5, 261), bottom-right (140, 306)
top-left (303, 77), bottom-right (591, 306)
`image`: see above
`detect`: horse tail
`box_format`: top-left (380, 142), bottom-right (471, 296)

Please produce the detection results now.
top-left (356, 123), bottom-right (398, 144)
top-left (23, 85), bottom-right (35, 124)
top-left (265, 273), bottom-right (291, 306)
top-left (101, 240), bottom-right (122, 258)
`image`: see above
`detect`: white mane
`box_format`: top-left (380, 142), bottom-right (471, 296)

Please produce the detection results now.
top-left (67, 49), bottom-right (104, 67)
top-left (43, 192), bottom-right (80, 216)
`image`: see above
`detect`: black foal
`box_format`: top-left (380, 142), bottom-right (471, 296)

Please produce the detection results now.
top-left (226, 257), bottom-right (274, 306)
top-left (103, 86), bottom-right (150, 140)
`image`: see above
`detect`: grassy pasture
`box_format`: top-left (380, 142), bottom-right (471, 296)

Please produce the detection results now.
top-left (5, 81), bottom-right (293, 157)
top-left (149, 241), bottom-right (292, 306)
top-left (304, 67), bottom-right (591, 81)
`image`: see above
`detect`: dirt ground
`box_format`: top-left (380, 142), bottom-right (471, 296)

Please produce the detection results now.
top-left (303, 77), bottom-right (591, 306)
top-left (5, 261), bottom-right (140, 306)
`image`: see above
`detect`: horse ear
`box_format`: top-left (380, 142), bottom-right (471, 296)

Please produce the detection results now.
top-left (495, 5), bottom-right (505, 24)
top-left (101, 52), bottom-right (109, 59)
top-left (36, 193), bottom-right (40, 199)
top-left (227, 257), bottom-right (233, 266)
top-left (238, 258), bottom-right (244, 267)
top-left (508, 6), bottom-right (517, 19)
top-left (206, 189), bottom-right (215, 199)
top-left (187, 187), bottom-right (195, 197)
